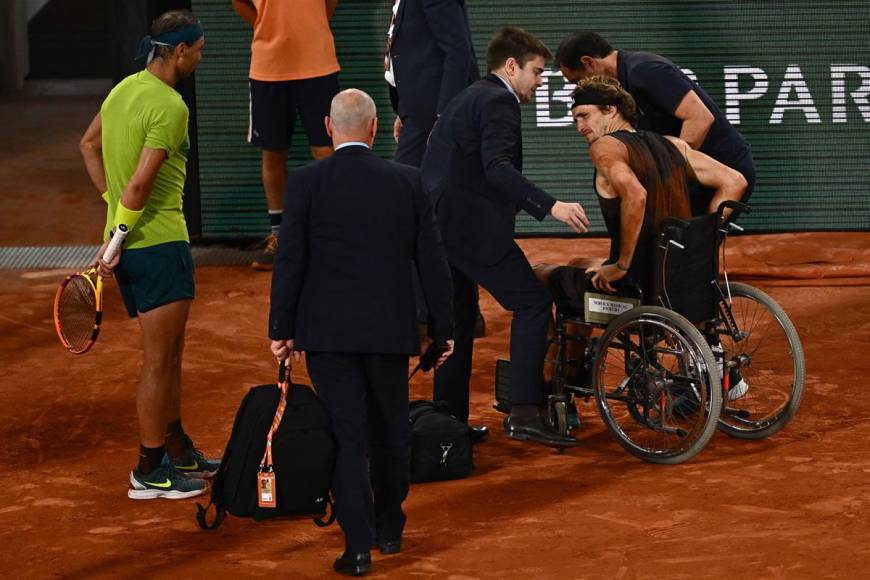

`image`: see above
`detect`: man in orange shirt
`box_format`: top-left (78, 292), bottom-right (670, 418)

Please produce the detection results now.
top-left (232, 0), bottom-right (340, 270)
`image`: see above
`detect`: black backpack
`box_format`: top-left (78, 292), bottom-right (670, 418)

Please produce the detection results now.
top-left (409, 400), bottom-right (473, 483)
top-left (196, 365), bottom-right (336, 529)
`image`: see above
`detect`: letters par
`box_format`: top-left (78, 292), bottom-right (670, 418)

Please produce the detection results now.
top-left (536, 65), bottom-right (870, 126)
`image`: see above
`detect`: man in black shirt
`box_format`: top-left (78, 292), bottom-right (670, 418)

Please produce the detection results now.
top-left (555, 31), bottom-right (755, 216)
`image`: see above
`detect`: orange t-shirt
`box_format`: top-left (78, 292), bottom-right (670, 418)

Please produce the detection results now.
top-left (249, 0), bottom-right (340, 81)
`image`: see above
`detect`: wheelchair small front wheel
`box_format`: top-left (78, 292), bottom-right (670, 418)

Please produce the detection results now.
top-left (554, 400), bottom-right (569, 435)
top-left (594, 306), bottom-right (722, 464)
top-left (715, 282), bottom-right (805, 439)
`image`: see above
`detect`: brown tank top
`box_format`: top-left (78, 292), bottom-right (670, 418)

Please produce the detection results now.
top-left (593, 130), bottom-right (692, 295)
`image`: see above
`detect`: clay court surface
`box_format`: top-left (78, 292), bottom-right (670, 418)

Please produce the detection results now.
top-left (2, 97), bottom-right (870, 578)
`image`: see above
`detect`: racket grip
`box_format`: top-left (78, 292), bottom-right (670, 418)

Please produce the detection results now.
top-left (102, 224), bottom-right (129, 263)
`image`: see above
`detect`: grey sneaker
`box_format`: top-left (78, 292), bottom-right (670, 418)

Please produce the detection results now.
top-left (164, 435), bottom-right (221, 479)
top-left (251, 234), bottom-right (278, 271)
top-left (128, 465), bottom-right (206, 500)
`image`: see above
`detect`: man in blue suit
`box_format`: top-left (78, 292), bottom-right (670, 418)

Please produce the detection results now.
top-left (421, 28), bottom-right (590, 447)
top-left (384, 0), bottom-right (479, 167)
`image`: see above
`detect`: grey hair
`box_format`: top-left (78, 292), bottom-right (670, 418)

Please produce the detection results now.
top-left (329, 89), bottom-right (377, 133)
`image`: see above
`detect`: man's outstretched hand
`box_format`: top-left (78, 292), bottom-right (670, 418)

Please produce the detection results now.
top-left (550, 201), bottom-right (589, 234)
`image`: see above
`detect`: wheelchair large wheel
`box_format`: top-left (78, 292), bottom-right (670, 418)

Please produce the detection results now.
top-left (715, 282), bottom-right (805, 439)
top-left (594, 306), bottom-right (722, 464)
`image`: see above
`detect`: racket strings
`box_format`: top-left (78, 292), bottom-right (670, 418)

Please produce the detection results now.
top-left (57, 275), bottom-right (98, 350)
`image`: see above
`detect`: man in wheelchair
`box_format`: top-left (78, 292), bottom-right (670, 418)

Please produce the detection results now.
top-left (540, 74), bottom-right (745, 363)
top-left (563, 75), bottom-right (747, 299)
top-left (534, 76), bottom-right (748, 438)
top-left (497, 76), bottom-right (804, 462)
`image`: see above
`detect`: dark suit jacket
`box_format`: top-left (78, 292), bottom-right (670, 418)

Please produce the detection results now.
top-left (269, 145), bottom-right (454, 354)
top-left (420, 74), bottom-right (556, 266)
top-left (390, 0), bottom-right (479, 121)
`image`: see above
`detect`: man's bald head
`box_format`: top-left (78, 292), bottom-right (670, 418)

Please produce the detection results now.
top-left (327, 89), bottom-right (378, 145)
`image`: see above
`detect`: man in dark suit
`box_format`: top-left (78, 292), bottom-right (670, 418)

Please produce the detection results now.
top-left (384, 0), bottom-right (479, 167)
top-left (421, 27), bottom-right (589, 447)
top-left (269, 89), bottom-right (454, 576)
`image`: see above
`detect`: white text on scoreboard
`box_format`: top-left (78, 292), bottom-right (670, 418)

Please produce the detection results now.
top-left (536, 65), bottom-right (870, 127)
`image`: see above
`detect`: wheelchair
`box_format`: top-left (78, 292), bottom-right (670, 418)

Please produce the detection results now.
top-left (495, 201), bottom-right (805, 464)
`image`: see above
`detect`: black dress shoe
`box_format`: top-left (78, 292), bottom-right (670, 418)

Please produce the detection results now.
top-left (333, 552), bottom-right (371, 576)
top-left (504, 415), bottom-right (578, 448)
top-left (468, 424), bottom-right (489, 445)
top-left (375, 539), bottom-right (402, 554)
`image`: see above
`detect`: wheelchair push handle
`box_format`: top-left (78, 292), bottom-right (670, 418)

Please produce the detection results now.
top-left (657, 220), bottom-right (689, 251)
top-left (717, 200), bottom-right (751, 215)
top-left (716, 200), bottom-right (751, 229)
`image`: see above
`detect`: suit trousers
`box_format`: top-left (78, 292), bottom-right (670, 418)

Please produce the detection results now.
top-left (434, 242), bottom-right (552, 422)
top-left (394, 114), bottom-right (436, 169)
top-left (396, 114), bottom-right (436, 322)
top-left (306, 352), bottom-right (410, 553)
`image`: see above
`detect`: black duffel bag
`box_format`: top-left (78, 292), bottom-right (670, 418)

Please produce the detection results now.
top-left (409, 400), bottom-right (473, 483)
top-left (197, 362), bottom-right (336, 529)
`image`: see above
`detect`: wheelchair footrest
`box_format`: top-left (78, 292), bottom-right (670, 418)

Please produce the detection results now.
top-left (493, 359), bottom-right (512, 414)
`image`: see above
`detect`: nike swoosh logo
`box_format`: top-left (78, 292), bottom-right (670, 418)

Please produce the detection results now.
top-left (144, 479), bottom-right (172, 488)
top-left (175, 461), bottom-right (199, 471)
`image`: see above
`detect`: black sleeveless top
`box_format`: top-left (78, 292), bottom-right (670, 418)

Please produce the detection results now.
top-left (593, 130), bottom-right (692, 297)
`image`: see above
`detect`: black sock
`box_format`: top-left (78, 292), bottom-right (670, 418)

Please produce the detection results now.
top-left (268, 210), bottom-right (282, 237)
top-left (165, 419), bottom-right (188, 462)
top-left (510, 404), bottom-right (539, 420)
top-left (138, 444), bottom-right (166, 475)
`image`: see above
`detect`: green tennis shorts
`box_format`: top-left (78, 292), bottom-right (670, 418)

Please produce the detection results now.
top-left (115, 241), bottom-right (195, 318)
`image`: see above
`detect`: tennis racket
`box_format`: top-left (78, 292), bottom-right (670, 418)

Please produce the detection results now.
top-left (54, 225), bottom-right (129, 354)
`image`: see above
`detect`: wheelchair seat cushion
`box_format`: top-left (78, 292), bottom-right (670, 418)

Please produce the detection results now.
top-left (547, 266), bottom-right (587, 317)
top-left (547, 265), bottom-right (646, 320)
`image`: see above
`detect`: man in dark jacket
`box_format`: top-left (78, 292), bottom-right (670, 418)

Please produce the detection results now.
top-left (269, 89), bottom-right (454, 576)
top-left (384, 0), bottom-right (479, 167)
top-left (421, 27), bottom-right (589, 447)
